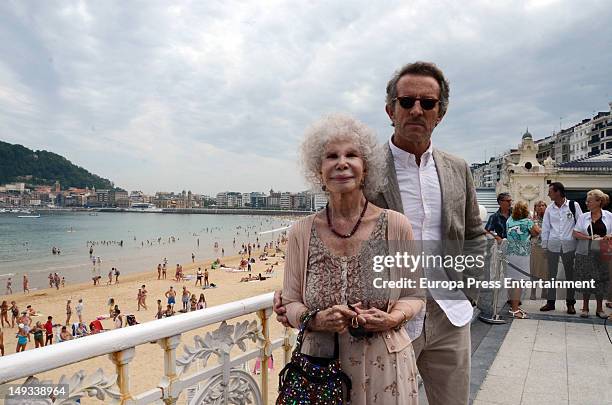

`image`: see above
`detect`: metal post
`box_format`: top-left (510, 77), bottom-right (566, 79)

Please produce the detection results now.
top-left (479, 241), bottom-right (507, 324)
top-left (158, 334), bottom-right (182, 405)
top-left (109, 347), bottom-right (136, 404)
top-left (257, 308), bottom-right (272, 405)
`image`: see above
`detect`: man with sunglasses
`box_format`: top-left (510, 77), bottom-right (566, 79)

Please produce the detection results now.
top-left (485, 192), bottom-right (513, 243)
top-left (274, 62), bottom-right (484, 405)
top-left (374, 61), bottom-right (485, 405)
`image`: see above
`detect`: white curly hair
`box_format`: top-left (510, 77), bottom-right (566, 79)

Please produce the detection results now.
top-left (299, 113), bottom-right (387, 195)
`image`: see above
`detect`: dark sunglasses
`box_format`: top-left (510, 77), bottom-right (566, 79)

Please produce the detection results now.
top-left (394, 96), bottom-right (439, 110)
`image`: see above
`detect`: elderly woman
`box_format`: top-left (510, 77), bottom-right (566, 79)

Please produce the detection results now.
top-left (280, 114), bottom-right (423, 404)
top-left (529, 200), bottom-right (548, 300)
top-left (573, 189), bottom-right (612, 319)
top-left (506, 201), bottom-right (538, 318)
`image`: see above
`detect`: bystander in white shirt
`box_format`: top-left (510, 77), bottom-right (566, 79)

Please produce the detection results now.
top-left (541, 199), bottom-right (583, 253)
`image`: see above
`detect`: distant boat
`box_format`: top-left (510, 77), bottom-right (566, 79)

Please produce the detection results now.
top-left (18, 214), bottom-right (41, 218)
top-left (128, 203), bottom-right (162, 212)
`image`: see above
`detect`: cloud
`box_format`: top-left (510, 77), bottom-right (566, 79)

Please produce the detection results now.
top-left (0, 0), bottom-right (611, 194)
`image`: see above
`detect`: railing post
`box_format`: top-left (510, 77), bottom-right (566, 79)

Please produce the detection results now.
top-left (109, 347), bottom-right (136, 404)
top-left (257, 308), bottom-right (272, 405)
top-left (158, 334), bottom-right (182, 404)
top-left (282, 328), bottom-right (293, 366)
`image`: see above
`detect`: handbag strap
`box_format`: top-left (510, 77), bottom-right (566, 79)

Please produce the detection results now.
top-left (295, 309), bottom-right (340, 360)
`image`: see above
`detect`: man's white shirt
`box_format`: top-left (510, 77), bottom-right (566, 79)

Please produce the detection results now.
top-left (389, 139), bottom-right (473, 340)
top-left (541, 198), bottom-right (583, 253)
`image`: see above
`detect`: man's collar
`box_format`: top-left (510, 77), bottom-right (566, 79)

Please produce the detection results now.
top-left (554, 198), bottom-right (568, 208)
top-left (388, 137), bottom-right (434, 166)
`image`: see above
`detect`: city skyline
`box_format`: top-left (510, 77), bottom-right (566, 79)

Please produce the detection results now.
top-left (1, 1), bottom-right (611, 194)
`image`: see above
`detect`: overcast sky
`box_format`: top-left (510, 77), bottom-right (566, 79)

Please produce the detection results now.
top-left (1, 1), bottom-right (611, 195)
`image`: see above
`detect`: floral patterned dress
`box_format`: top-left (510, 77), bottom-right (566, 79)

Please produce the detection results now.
top-left (303, 212), bottom-right (418, 405)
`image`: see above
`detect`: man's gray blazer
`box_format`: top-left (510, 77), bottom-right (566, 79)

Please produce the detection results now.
top-left (369, 143), bottom-right (486, 302)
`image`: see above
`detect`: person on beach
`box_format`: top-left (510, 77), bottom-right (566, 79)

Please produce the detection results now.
top-left (75, 299), bottom-right (84, 323)
top-left (114, 268), bottom-right (120, 284)
top-left (75, 322), bottom-right (89, 337)
top-left (26, 305), bottom-right (36, 317)
top-left (192, 252), bottom-right (195, 263)
top-left (0, 327), bottom-right (4, 356)
top-left (107, 269), bottom-right (113, 285)
top-left (197, 293), bottom-right (207, 310)
top-left (275, 113), bottom-right (424, 404)
top-left (196, 268), bottom-right (203, 286)
top-left (163, 304), bottom-right (175, 317)
top-left (61, 277), bottom-right (65, 288)
top-left (23, 274), bottom-right (29, 294)
top-left (44, 316), bottom-right (54, 345)
top-left (189, 294), bottom-right (197, 311)
top-left (137, 289), bottom-right (143, 310)
top-left (59, 326), bottom-right (73, 341)
top-left (175, 264), bottom-right (181, 281)
top-left (1, 301), bottom-right (8, 328)
top-left (48, 273), bottom-right (53, 288)
top-left (19, 311), bottom-right (32, 342)
top-left (31, 321), bottom-right (45, 348)
top-left (157, 264), bottom-right (162, 280)
top-left (16, 323), bottom-right (28, 352)
top-left (204, 268), bottom-right (209, 288)
top-left (10, 301), bottom-right (19, 328)
top-left (162, 262), bottom-right (167, 279)
top-left (181, 286), bottom-right (191, 311)
top-left (156, 300), bottom-right (163, 319)
top-left (54, 273), bottom-right (60, 290)
top-left (6, 277), bottom-right (12, 295)
top-left (140, 285), bottom-right (148, 310)
top-left (108, 298), bottom-right (115, 318)
top-left (65, 300), bottom-right (72, 325)
top-left (165, 287), bottom-right (176, 309)
top-left (114, 309), bottom-right (123, 328)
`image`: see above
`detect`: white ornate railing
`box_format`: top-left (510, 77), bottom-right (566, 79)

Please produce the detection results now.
top-left (0, 292), bottom-right (293, 404)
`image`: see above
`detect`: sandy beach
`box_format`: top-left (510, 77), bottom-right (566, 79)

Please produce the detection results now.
top-left (0, 246), bottom-right (288, 403)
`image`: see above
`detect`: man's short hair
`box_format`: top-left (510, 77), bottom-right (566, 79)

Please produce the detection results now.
top-left (386, 61), bottom-right (450, 118)
top-left (549, 182), bottom-right (566, 197)
top-left (496, 192), bottom-right (511, 204)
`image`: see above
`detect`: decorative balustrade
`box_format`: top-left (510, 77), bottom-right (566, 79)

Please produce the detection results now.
top-left (0, 292), bottom-right (294, 405)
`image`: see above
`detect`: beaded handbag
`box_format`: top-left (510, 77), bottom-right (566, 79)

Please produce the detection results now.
top-left (276, 310), bottom-right (352, 404)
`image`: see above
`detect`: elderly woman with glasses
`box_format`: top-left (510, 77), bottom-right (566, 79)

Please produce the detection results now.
top-left (573, 189), bottom-right (612, 319)
top-left (280, 114), bottom-right (423, 404)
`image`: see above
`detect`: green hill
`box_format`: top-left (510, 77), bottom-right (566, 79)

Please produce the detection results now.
top-left (0, 140), bottom-right (114, 189)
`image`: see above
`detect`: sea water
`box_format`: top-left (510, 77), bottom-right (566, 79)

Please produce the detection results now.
top-left (0, 211), bottom-right (292, 291)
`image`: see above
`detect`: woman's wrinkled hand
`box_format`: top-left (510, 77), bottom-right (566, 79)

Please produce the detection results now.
top-left (353, 305), bottom-right (398, 332)
top-left (310, 305), bottom-right (356, 333)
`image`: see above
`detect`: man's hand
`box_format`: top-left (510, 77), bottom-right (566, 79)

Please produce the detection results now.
top-left (273, 290), bottom-right (290, 327)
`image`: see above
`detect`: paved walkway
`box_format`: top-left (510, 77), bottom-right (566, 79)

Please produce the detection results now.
top-left (473, 308), bottom-right (612, 405)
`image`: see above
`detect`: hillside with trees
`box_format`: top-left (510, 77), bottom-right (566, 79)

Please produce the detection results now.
top-left (0, 141), bottom-right (114, 189)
